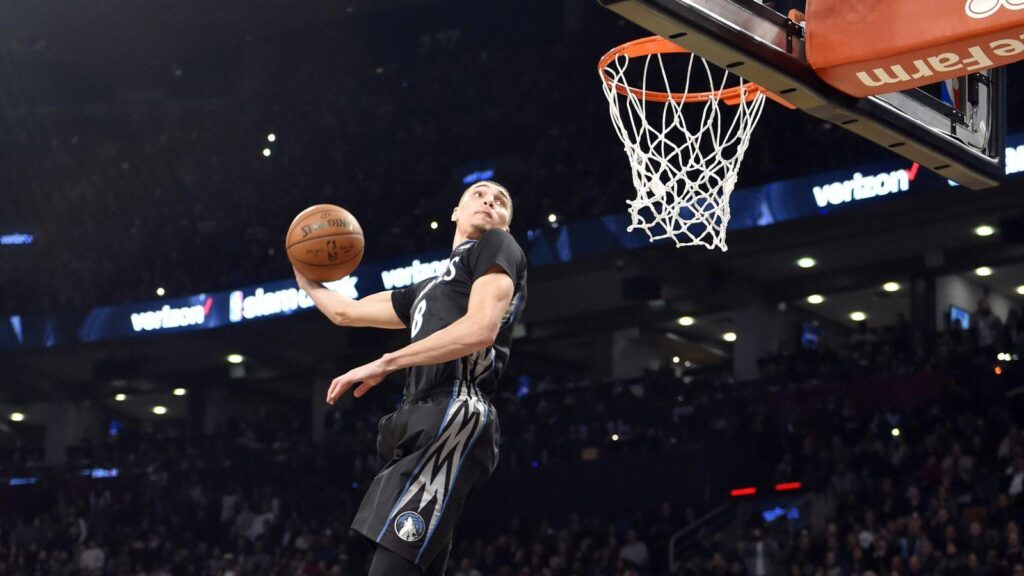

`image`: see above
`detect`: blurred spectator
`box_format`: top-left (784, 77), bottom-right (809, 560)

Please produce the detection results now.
top-left (77, 539), bottom-right (105, 574)
top-left (738, 527), bottom-right (779, 576)
top-left (975, 299), bottom-right (1004, 361)
top-left (454, 558), bottom-right (483, 576)
top-left (620, 527), bottom-right (651, 569)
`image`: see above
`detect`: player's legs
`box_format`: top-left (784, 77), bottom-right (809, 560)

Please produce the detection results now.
top-left (355, 387), bottom-right (495, 573)
top-left (368, 539), bottom-right (451, 576)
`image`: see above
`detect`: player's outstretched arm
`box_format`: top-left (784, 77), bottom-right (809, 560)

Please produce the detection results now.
top-left (294, 268), bottom-right (405, 329)
top-left (325, 265), bottom-right (514, 403)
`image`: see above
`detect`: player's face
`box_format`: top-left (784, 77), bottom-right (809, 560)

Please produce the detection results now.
top-left (452, 182), bottom-right (512, 237)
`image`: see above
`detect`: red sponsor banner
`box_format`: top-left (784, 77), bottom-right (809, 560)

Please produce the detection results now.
top-left (806, 0), bottom-right (1024, 97)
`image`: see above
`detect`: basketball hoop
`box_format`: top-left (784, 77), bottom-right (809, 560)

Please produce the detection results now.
top-left (599, 36), bottom-right (774, 251)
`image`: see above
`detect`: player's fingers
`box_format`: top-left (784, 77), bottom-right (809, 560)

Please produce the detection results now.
top-left (336, 376), bottom-right (362, 401)
top-left (341, 376), bottom-right (360, 395)
top-left (327, 377), bottom-right (346, 404)
top-left (353, 380), bottom-right (375, 398)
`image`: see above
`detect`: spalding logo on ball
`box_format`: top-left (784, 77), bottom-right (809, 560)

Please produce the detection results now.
top-left (286, 204), bottom-right (364, 282)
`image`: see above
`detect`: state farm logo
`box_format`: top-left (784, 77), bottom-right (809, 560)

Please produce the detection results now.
top-left (965, 0), bottom-right (1024, 19)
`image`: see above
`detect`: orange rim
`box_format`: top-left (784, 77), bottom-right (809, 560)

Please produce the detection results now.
top-left (598, 35), bottom-right (783, 106)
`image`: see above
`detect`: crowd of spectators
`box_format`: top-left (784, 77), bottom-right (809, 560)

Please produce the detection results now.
top-left (678, 313), bottom-right (1024, 576)
top-left (1, 318), bottom-right (1023, 575)
top-left (687, 392), bottom-right (1024, 576)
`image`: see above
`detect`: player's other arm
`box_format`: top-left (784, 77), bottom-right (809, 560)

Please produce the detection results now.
top-left (381, 265), bottom-right (514, 371)
top-left (325, 266), bottom-right (513, 403)
top-left (293, 269), bottom-right (405, 329)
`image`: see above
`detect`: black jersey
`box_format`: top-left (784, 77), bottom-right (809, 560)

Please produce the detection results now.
top-left (390, 229), bottom-right (527, 402)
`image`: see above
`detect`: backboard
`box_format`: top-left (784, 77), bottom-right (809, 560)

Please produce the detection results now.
top-left (598, 0), bottom-right (1007, 189)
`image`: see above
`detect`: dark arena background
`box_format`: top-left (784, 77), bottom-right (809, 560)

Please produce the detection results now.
top-left (2, 1), bottom-right (1024, 575)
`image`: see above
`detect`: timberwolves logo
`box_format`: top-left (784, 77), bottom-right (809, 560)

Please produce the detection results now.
top-left (395, 512), bottom-right (425, 542)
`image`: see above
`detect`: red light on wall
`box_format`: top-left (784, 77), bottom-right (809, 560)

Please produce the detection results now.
top-left (775, 482), bottom-right (802, 492)
top-left (730, 487), bottom-right (757, 497)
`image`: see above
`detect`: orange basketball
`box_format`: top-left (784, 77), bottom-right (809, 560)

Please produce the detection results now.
top-left (286, 204), bottom-right (364, 282)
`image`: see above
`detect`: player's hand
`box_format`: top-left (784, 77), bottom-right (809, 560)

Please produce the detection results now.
top-left (293, 267), bottom-right (315, 290)
top-left (326, 358), bottom-right (390, 404)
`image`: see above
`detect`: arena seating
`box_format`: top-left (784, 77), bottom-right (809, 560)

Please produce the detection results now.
top-left (2, 326), bottom-right (1022, 575)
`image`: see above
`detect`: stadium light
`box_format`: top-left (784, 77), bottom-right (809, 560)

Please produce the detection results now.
top-left (611, 434), bottom-right (620, 442)
top-left (1016, 285), bottom-right (1024, 295)
top-left (882, 281), bottom-right (901, 292)
top-left (114, 394), bottom-right (127, 402)
top-left (973, 224), bottom-right (995, 237)
top-left (9, 412), bottom-right (25, 422)
top-left (173, 388), bottom-right (187, 396)
top-left (151, 406), bottom-right (167, 415)
top-left (262, 148), bottom-right (272, 158)
top-left (677, 316), bottom-right (695, 326)
top-left (722, 332), bottom-right (737, 342)
top-left (891, 427), bottom-right (901, 437)
top-left (267, 133), bottom-right (276, 142)
top-left (806, 294), bottom-right (825, 305)
top-left (672, 356), bottom-right (680, 364)
top-left (849, 311), bottom-right (867, 322)
top-left (975, 266), bottom-right (993, 277)
top-left (547, 214), bottom-right (558, 224)
top-left (796, 257), bottom-right (816, 269)
top-left (155, 287), bottom-right (165, 297)
top-left (226, 354), bottom-right (245, 364)
top-left (430, 221), bottom-right (438, 230)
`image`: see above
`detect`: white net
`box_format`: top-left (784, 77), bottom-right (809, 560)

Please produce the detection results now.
top-left (600, 41), bottom-right (767, 251)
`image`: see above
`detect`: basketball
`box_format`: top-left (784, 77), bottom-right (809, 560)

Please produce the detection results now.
top-left (286, 204), bottom-right (364, 282)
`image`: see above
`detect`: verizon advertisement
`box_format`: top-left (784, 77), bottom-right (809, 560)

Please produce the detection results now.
top-left (76, 268), bottom-right (379, 342)
top-left (4, 133), bottom-right (1021, 351)
top-left (0, 250), bottom-right (447, 350)
top-left (80, 293), bottom-right (225, 342)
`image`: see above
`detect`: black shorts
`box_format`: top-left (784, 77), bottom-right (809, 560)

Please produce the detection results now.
top-left (351, 382), bottom-right (498, 569)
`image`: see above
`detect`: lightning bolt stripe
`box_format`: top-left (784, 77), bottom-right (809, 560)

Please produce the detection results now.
top-left (375, 383), bottom-right (459, 543)
top-left (403, 402), bottom-right (482, 514)
top-left (376, 382), bottom-right (490, 549)
top-left (416, 391), bottom-right (490, 564)
top-left (464, 348), bottom-right (496, 383)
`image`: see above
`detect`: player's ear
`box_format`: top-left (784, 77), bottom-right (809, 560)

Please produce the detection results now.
top-left (450, 206), bottom-right (458, 222)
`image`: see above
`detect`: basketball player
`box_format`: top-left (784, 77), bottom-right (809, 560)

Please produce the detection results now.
top-left (293, 180), bottom-right (527, 576)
